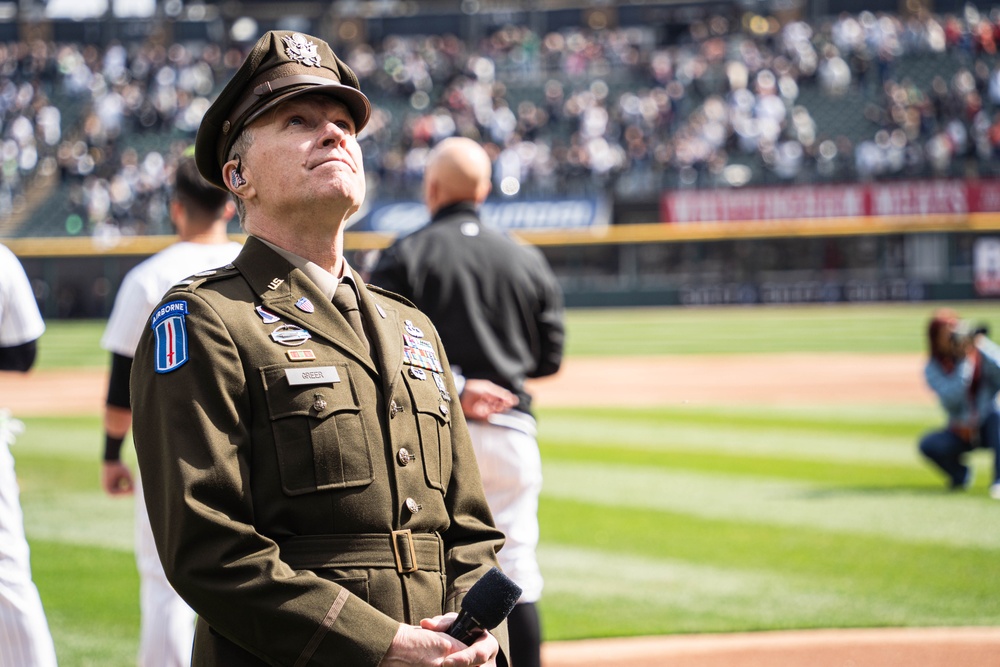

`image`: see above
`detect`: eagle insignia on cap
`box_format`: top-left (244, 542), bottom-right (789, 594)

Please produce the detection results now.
top-left (282, 33), bottom-right (321, 67)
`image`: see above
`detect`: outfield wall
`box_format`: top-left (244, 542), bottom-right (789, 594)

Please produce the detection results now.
top-left (6, 214), bottom-right (1000, 318)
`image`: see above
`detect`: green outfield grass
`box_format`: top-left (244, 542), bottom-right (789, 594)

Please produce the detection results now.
top-left (563, 302), bottom-right (1000, 356)
top-left (12, 303), bottom-right (1000, 664)
top-left (14, 415), bottom-right (139, 666)
top-left (35, 320), bottom-right (106, 369)
top-left (535, 404), bottom-right (999, 639)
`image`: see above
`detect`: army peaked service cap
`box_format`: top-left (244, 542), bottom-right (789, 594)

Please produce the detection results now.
top-left (195, 30), bottom-right (371, 189)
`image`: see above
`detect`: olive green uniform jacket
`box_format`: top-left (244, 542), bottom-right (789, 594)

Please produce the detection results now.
top-left (131, 237), bottom-right (509, 666)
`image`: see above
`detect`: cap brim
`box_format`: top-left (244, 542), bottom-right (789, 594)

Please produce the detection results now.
top-left (245, 83), bottom-right (372, 135)
top-left (197, 82), bottom-right (372, 191)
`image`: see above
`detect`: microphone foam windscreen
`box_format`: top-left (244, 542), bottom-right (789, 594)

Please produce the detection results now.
top-left (461, 567), bottom-right (523, 630)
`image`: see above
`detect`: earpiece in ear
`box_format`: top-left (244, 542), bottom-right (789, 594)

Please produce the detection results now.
top-left (230, 154), bottom-right (246, 189)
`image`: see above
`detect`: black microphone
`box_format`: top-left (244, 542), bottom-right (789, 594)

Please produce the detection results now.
top-left (447, 566), bottom-right (522, 645)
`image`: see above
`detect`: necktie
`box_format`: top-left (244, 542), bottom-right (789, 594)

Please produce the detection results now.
top-left (332, 281), bottom-right (370, 355)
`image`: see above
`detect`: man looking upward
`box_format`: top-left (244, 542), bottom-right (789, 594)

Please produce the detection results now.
top-left (130, 31), bottom-right (508, 667)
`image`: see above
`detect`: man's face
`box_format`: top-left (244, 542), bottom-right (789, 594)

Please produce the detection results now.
top-left (243, 94), bottom-right (365, 223)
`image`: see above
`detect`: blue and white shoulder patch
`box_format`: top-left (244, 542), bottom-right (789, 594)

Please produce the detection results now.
top-left (151, 300), bottom-right (189, 373)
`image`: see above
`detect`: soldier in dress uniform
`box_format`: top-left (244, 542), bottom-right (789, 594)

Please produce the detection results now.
top-left (129, 30), bottom-right (508, 667)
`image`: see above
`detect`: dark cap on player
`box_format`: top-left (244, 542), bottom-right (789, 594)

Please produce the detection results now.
top-left (195, 30), bottom-right (371, 189)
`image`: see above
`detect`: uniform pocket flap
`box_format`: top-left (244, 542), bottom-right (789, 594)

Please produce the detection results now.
top-left (261, 363), bottom-right (359, 421)
top-left (407, 380), bottom-right (451, 425)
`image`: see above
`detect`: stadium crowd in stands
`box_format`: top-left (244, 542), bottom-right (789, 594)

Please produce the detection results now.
top-left (4, 6), bottom-right (1000, 236)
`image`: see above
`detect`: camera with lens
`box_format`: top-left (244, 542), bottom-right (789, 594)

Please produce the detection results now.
top-left (950, 321), bottom-right (990, 348)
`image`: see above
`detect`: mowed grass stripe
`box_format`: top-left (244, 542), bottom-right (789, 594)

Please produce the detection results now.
top-left (538, 544), bottom-right (915, 639)
top-left (538, 407), bottom-right (935, 466)
top-left (22, 491), bottom-right (134, 552)
top-left (539, 498), bottom-right (1000, 631)
top-left (540, 404), bottom-right (936, 437)
top-left (15, 416), bottom-right (109, 460)
top-left (541, 442), bottom-right (936, 487)
top-left (35, 320), bottom-right (106, 369)
top-left (542, 461), bottom-right (1000, 549)
top-left (15, 416), bottom-right (135, 552)
top-left (543, 423), bottom-right (922, 466)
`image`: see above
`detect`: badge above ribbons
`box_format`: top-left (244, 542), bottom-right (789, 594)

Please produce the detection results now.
top-left (151, 300), bottom-right (190, 373)
top-left (402, 333), bottom-right (443, 373)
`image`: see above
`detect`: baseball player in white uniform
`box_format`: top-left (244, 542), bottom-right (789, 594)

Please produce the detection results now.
top-left (100, 154), bottom-right (241, 667)
top-left (0, 242), bottom-right (58, 667)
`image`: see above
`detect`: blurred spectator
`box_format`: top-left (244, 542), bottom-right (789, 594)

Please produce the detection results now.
top-left (5, 7), bottom-right (1000, 236)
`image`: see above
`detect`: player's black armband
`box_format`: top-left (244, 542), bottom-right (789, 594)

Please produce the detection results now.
top-left (106, 353), bottom-right (134, 409)
top-left (103, 434), bottom-right (125, 462)
top-left (0, 339), bottom-right (37, 372)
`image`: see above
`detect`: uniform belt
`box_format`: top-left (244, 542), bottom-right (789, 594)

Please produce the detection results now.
top-left (277, 530), bottom-right (443, 574)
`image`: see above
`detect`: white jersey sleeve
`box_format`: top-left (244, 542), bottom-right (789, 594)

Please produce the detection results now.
top-left (101, 269), bottom-right (157, 357)
top-left (0, 244), bottom-right (45, 347)
top-left (101, 241), bottom-right (242, 357)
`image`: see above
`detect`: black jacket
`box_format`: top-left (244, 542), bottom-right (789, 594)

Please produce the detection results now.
top-left (369, 202), bottom-right (565, 413)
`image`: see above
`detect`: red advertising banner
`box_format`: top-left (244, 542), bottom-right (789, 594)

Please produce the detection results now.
top-left (868, 180), bottom-right (967, 216)
top-left (967, 180), bottom-right (1000, 212)
top-left (661, 179), bottom-right (998, 223)
top-left (663, 184), bottom-right (866, 223)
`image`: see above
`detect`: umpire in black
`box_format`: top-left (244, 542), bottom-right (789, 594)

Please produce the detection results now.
top-left (369, 137), bottom-right (565, 667)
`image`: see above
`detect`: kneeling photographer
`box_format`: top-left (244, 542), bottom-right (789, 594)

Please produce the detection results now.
top-left (919, 309), bottom-right (1000, 499)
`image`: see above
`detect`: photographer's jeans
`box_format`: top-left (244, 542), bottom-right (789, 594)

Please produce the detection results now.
top-left (919, 412), bottom-right (1000, 488)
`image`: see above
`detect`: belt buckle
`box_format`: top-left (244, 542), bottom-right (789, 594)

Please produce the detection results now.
top-left (392, 529), bottom-right (418, 574)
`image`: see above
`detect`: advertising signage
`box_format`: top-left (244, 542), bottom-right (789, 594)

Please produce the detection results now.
top-left (352, 197), bottom-right (610, 235)
top-left (661, 179), bottom-right (1000, 223)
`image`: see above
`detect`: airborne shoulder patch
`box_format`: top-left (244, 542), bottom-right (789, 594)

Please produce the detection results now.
top-left (151, 300), bottom-right (189, 373)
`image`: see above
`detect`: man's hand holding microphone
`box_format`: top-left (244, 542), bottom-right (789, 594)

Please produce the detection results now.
top-left (379, 567), bottom-right (521, 667)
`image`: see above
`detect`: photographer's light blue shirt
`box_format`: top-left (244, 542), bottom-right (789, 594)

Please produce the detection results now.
top-left (925, 337), bottom-right (1000, 428)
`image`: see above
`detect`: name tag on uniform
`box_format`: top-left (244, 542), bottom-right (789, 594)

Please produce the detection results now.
top-left (285, 366), bottom-right (341, 386)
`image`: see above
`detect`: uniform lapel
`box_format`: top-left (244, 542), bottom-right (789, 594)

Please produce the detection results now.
top-left (354, 269), bottom-right (403, 395)
top-left (234, 238), bottom-right (377, 374)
